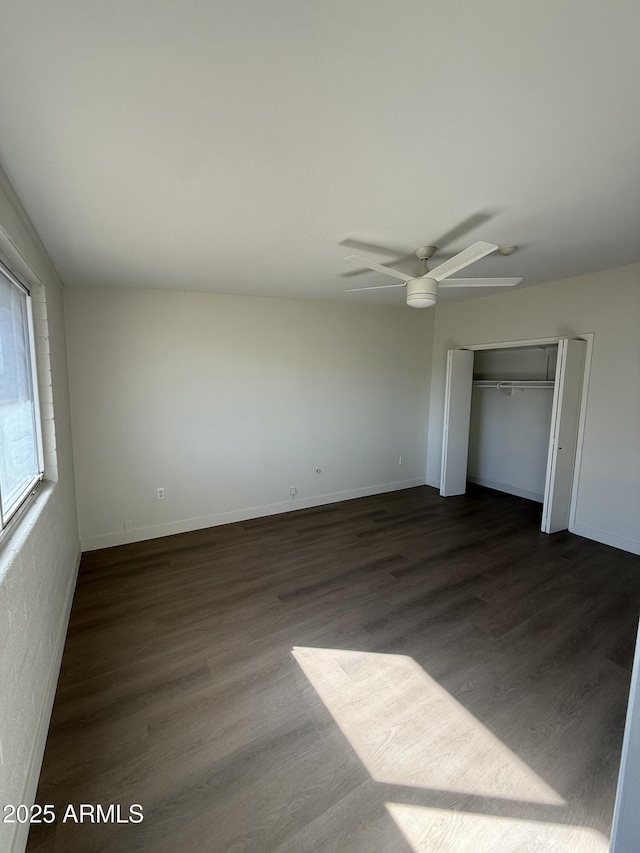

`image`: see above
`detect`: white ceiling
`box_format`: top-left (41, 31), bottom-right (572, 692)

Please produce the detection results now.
top-left (0, 0), bottom-right (639, 306)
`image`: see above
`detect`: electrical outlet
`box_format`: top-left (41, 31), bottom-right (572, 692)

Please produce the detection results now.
top-left (399, 456), bottom-right (405, 465)
top-left (156, 487), bottom-right (165, 500)
top-left (124, 520), bottom-right (133, 532)
top-left (289, 487), bottom-right (297, 496)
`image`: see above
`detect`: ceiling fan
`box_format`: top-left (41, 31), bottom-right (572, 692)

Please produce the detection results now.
top-left (344, 242), bottom-right (522, 307)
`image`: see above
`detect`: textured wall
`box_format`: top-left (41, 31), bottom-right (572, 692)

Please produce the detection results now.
top-left (0, 165), bottom-right (80, 853)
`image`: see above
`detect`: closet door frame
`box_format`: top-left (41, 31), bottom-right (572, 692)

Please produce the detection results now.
top-left (441, 333), bottom-right (594, 534)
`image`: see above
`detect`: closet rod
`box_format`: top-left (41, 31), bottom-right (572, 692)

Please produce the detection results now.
top-left (473, 380), bottom-right (555, 390)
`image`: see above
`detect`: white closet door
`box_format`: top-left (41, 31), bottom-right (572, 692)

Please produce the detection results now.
top-left (440, 349), bottom-right (474, 497)
top-left (541, 338), bottom-right (586, 533)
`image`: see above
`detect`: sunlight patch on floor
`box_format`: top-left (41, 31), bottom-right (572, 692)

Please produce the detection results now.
top-left (292, 646), bottom-right (564, 805)
top-left (386, 803), bottom-right (609, 853)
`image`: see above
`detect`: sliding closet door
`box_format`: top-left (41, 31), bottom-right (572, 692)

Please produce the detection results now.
top-left (541, 338), bottom-right (586, 533)
top-left (440, 349), bottom-right (474, 497)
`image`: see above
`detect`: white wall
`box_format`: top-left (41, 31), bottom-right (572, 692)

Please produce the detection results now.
top-left (427, 263), bottom-right (640, 554)
top-left (65, 286), bottom-right (433, 550)
top-left (610, 618), bottom-right (640, 852)
top-left (468, 387), bottom-right (554, 502)
top-left (0, 167), bottom-right (80, 853)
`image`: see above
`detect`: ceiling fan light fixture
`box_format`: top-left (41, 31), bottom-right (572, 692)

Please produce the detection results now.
top-left (407, 294), bottom-right (437, 308)
top-left (406, 277), bottom-right (438, 308)
top-left (344, 240), bottom-right (519, 306)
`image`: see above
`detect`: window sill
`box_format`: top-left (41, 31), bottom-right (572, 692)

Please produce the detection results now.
top-left (0, 479), bottom-right (53, 567)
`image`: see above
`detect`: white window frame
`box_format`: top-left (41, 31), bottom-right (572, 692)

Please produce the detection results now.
top-left (0, 258), bottom-right (45, 538)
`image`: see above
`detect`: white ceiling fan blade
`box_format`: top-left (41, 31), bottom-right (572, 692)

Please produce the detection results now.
top-left (439, 277), bottom-right (522, 288)
top-left (428, 241), bottom-right (498, 282)
top-left (345, 283), bottom-right (407, 292)
top-left (344, 255), bottom-right (412, 282)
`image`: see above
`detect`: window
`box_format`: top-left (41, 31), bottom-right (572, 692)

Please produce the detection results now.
top-left (0, 259), bottom-right (44, 531)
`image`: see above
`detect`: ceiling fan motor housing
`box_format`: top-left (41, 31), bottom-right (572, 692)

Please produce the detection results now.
top-left (406, 276), bottom-right (438, 308)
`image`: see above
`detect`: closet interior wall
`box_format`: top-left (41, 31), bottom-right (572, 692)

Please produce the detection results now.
top-left (467, 346), bottom-right (558, 502)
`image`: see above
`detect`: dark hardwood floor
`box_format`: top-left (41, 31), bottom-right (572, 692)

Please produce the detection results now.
top-left (27, 486), bottom-right (640, 852)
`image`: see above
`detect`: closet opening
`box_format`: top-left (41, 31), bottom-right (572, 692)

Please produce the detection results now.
top-left (468, 345), bottom-right (557, 507)
top-left (440, 336), bottom-right (591, 535)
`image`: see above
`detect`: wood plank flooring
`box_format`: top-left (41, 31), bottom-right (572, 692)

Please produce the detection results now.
top-left (27, 485), bottom-right (640, 852)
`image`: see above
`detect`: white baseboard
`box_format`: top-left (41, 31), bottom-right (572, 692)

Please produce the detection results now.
top-left (467, 476), bottom-right (543, 504)
top-left (80, 479), bottom-right (427, 552)
top-left (10, 546), bottom-right (81, 853)
top-left (425, 476), bottom-right (440, 489)
top-left (569, 522), bottom-right (640, 556)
